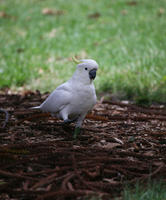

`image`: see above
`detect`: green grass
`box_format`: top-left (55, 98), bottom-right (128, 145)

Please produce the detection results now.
top-left (122, 181), bottom-right (166, 200)
top-left (84, 181), bottom-right (166, 200)
top-left (0, 0), bottom-right (166, 103)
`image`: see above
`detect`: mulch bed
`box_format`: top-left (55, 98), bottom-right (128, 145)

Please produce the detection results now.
top-left (0, 91), bottom-right (166, 200)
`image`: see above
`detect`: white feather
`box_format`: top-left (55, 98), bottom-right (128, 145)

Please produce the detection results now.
top-left (30, 106), bottom-right (41, 109)
top-left (31, 59), bottom-right (99, 128)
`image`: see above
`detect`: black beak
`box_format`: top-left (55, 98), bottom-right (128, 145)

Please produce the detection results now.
top-left (89, 69), bottom-right (97, 80)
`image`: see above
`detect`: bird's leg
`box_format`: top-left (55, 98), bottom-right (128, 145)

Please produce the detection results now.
top-left (73, 114), bottom-right (86, 139)
top-left (60, 110), bottom-right (85, 139)
top-left (60, 109), bottom-right (78, 125)
top-left (60, 110), bottom-right (69, 124)
top-left (63, 119), bottom-right (74, 124)
top-left (73, 127), bottom-right (81, 139)
top-left (63, 116), bottom-right (78, 124)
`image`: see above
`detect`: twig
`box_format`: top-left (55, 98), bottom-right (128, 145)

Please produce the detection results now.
top-left (36, 189), bottom-right (101, 200)
top-left (0, 169), bottom-right (39, 181)
top-left (129, 164), bottom-right (165, 184)
top-left (103, 100), bottom-right (166, 116)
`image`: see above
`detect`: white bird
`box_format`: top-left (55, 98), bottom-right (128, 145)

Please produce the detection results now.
top-left (32, 57), bottom-right (99, 138)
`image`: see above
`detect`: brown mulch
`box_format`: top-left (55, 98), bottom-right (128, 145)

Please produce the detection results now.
top-left (0, 91), bottom-right (166, 200)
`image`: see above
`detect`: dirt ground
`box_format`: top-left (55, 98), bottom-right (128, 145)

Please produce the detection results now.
top-left (0, 91), bottom-right (166, 200)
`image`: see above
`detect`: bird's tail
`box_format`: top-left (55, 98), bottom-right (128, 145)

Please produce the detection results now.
top-left (30, 106), bottom-right (41, 110)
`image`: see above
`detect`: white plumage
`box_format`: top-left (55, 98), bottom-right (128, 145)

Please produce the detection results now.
top-left (32, 59), bottom-right (98, 136)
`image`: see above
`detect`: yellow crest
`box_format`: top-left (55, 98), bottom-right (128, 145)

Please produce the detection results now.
top-left (72, 56), bottom-right (82, 64)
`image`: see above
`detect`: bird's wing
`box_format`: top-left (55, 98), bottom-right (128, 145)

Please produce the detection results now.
top-left (40, 82), bottom-right (72, 113)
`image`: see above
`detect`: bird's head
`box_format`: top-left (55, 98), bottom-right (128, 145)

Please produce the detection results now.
top-left (72, 57), bottom-right (98, 84)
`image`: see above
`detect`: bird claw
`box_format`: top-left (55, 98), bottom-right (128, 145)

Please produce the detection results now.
top-left (73, 127), bottom-right (80, 139)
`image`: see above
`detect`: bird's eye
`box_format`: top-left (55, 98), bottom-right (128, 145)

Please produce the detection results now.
top-left (85, 67), bottom-right (88, 70)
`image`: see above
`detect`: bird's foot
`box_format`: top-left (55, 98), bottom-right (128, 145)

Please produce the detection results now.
top-left (73, 127), bottom-right (81, 139)
top-left (63, 118), bottom-right (77, 125)
top-left (63, 119), bottom-right (74, 124)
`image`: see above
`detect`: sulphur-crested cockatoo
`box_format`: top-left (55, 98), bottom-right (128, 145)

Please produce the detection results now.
top-left (32, 57), bottom-right (98, 138)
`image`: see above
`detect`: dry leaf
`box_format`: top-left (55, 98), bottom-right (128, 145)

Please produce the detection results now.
top-left (88, 12), bottom-right (101, 19)
top-left (103, 143), bottom-right (121, 149)
top-left (42, 8), bottom-right (64, 16)
top-left (17, 48), bottom-right (24, 53)
top-left (114, 137), bottom-right (124, 145)
top-left (158, 8), bottom-right (165, 16)
top-left (48, 28), bottom-right (57, 38)
top-left (67, 182), bottom-right (74, 191)
top-left (0, 11), bottom-right (10, 18)
top-left (126, 1), bottom-right (137, 6)
top-left (47, 56), bottom-right (55, 64)
top-left (100, 139), bottom-right (107, 145)
top-left (143, 151), bottom-right (155, 157)
top-left (38, 68), bottom-right (44, 74)
top-left (103, 178), bottom-right (119, 185)
top-left (55, 10), bottom-right (65, 16)
top-left (121, 10), bottom-right (128, 15)
top-left (42, 8), bottom-right (55, 15)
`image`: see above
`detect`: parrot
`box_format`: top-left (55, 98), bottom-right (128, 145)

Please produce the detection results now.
top-left (31, 57), bottom-right (99, 138)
